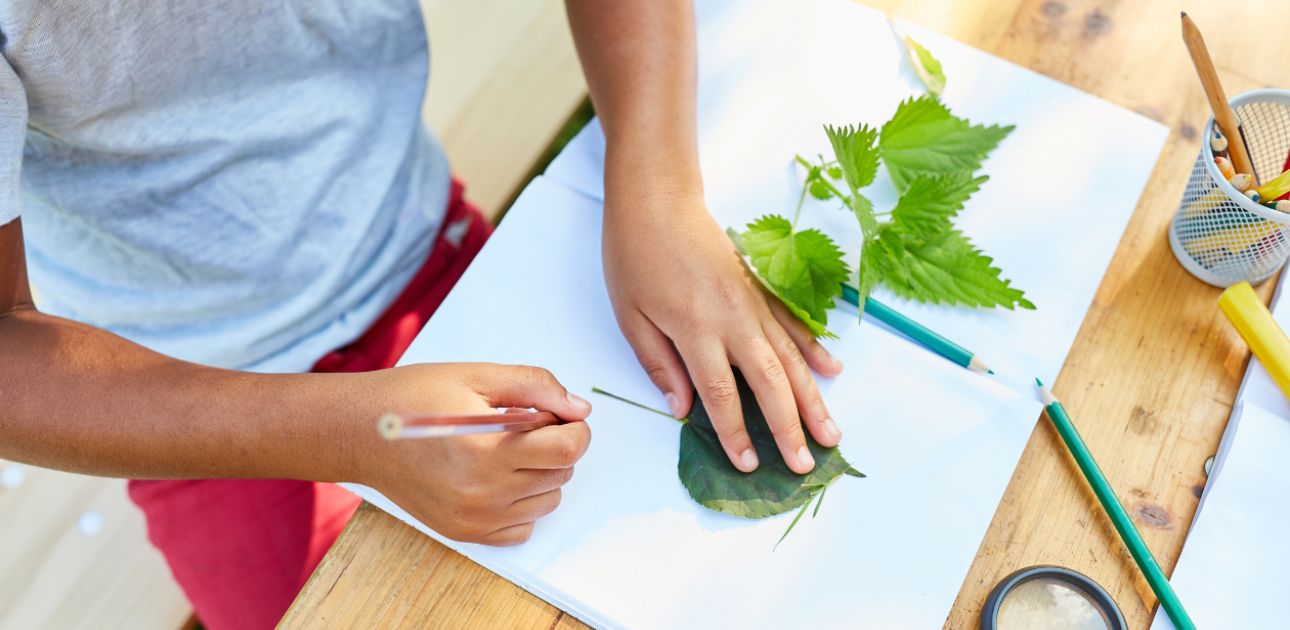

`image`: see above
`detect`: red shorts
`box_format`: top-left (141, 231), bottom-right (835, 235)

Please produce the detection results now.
top-left (128, 180), bottom-right (493, 630)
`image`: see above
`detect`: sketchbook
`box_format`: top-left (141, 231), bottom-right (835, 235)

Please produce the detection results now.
top-left (345, 177), bottom-right (1043, 629)
top-left (342, 0), bottom-right (1170, 626)
top-left (545, 0), bottom-right (1169, 388)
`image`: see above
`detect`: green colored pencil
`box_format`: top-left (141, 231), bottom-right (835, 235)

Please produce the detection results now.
top-left (839, 284), bottom-right (991, 373)
top-left (1036, 380), bottom-right (1196, 630)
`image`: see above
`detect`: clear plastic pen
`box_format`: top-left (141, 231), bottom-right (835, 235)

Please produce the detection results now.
top-left (378, 411), bottom-right (560, 440)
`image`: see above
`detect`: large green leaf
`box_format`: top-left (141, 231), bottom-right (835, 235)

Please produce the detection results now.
top-left (879, 96), bottom-right (1013, 192)
top-left (679, 370), bottom-right (860, 519)
top-left (877, 229), bottom-right (1035, 310)
top-left (728, 222), bottom-right (844, 340)
top-left (889, 172), bottom-right (986, 241)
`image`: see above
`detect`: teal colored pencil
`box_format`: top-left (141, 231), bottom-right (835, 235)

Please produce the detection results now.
top-left (839, 284), bottom-right (991, 373)
top-left (1036, 380), bottom-right (1196, 630)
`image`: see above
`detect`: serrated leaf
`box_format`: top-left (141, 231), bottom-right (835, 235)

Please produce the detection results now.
top-left (679, 370), bottom-right (857, 519)
top-left (879, 229), bottom-right (1034, 309)
top-left (850, 193), bottom-right (878, 240)
top-left (879, 96), bottom-right (1013, 192)
top-left (824, 124), bottom-right (880, 194)
top-left (904, 35), bottom-right (945, 96)
top-left (809, 180), bottom-right (832, 200)
top-left (890, 173), bottom-right (986, 240)
top-left (739, 216), bottom-right (849, 326)
top-left (855, 239), bottom-right (886, 305)
top-left (729, 226), bottom-right (837, 339)
top-left (826, 166), bottom-right (843, 180)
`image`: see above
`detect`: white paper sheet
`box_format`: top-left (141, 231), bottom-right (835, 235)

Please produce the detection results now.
top-left (1204, 269), bottom-right (1290, 524)
top-left (544, 0), bottom-right (1169, 387)
top-left (1150, 401), bottom-right (1290, 630)
top-left (344, 177), bottom-right (1044, 629)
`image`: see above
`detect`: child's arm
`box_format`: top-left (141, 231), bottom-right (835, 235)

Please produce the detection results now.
top-left (565, 0), bottom-right (843, 476)
top-left (0, 218), bottom-right (591, 545)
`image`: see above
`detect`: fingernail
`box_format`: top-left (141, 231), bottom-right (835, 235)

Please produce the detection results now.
top-left (829, 355), bottom-right (844, 371)
top-left (665, 392), bottom-right (682, 418)
top-left (568, 392), bottom-right (591, 410)
top-left (797, 445), bottom-right (815, 470)
top-left (822, 418), bottom-right (842, 440)
top-left (740, 448), bottom-right (759, 471)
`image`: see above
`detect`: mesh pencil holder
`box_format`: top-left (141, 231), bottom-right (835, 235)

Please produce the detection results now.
top-left (1170, 89), bottom-right (1290, 287)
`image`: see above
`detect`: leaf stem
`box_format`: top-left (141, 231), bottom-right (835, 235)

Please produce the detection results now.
top-left (590, 388), bottom-right (685, 423)
top-left (812, 484), bottom-right (829, 518)
top-left (774, 490), bottom-right (817, 551)
top-left (792, 172), bottom-right (810, 230)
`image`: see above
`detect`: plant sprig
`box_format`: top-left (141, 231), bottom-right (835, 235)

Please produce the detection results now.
top-left (729, 92), bottom-right (1033, 338)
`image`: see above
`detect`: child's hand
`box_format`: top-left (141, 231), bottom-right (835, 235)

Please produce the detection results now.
top-left (601, 192), bottom-right (844, 476)
top-left (352, 363), bottom-right (593, 546)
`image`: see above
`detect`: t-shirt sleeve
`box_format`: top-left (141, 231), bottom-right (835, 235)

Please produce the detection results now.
top-left (0, 53), bottom-right (28, 227)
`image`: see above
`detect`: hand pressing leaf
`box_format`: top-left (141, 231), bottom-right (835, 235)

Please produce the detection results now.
top-left (678, 369), bottom-right (860, 519)
top-left (874, 229), bottom-right (1035, 309)
top-left (890, 172), bottom-right (987, 240)
top-left (735, 216), bottom-right (849, 331)
top-left (879, 96), bottom-right (1013, 192)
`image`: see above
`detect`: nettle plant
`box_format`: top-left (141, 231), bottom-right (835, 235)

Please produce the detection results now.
top-left (599, 35), bottom-right (1033, 545)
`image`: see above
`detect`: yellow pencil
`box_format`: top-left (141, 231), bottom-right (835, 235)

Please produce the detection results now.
top-left (1218, 282), bottom-right (1290, 401)
top-left (1183, 220), bottom-right (1279, 255)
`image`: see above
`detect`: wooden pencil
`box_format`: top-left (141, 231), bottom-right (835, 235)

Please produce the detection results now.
top-left (1181, 12), bottom-right (1256, 182)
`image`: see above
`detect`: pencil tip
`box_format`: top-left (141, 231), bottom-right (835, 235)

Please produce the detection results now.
top-left (988, 370), bottom-right (994, 375)
top-left (1035, 378), bottom-right (1044, 387)
top-left (1180, 11), bottom-right (1186, 18)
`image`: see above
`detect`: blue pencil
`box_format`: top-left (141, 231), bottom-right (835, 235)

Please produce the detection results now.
top-left (839, 284), bottom-right (991, 373)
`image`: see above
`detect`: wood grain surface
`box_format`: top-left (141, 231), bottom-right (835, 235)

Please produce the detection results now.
top-left (0, 467), bottom-right (192, 630)
top-left (282, 1), bottom-right (1290, 628)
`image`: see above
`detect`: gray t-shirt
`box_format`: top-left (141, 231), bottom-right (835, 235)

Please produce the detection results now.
top-left (0, 0), bottom-right (451, 372)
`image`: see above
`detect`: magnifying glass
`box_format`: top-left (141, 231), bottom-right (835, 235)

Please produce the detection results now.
top-left (981, 566), bottom-right (1126, 630)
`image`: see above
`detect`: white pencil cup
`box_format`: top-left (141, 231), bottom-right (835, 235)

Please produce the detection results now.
top-left (1169, 89), bottom-right (1290, 287)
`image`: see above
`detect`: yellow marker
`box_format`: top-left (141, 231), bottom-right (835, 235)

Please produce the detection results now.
top-left (1256, 167), bottom-right (1290, 202)
top-left (1219, 281), bottom-right (1290, 402)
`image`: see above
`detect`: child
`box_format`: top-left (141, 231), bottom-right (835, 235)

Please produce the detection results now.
top-left (0, 1), bottom-right (843, 628)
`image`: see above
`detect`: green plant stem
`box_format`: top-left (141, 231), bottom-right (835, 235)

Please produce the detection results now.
top-left (591, 388), bottom-right (686, 423)
top-left (792, 173), bottom-right (810, 230)
top-left (774, 490), bottom-right (817, 550)
top-left (795, 155), bottom-right (852, 202)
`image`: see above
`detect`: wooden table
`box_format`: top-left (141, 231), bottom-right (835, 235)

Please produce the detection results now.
top-left (282, 1), bottom-right (1290, 628)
